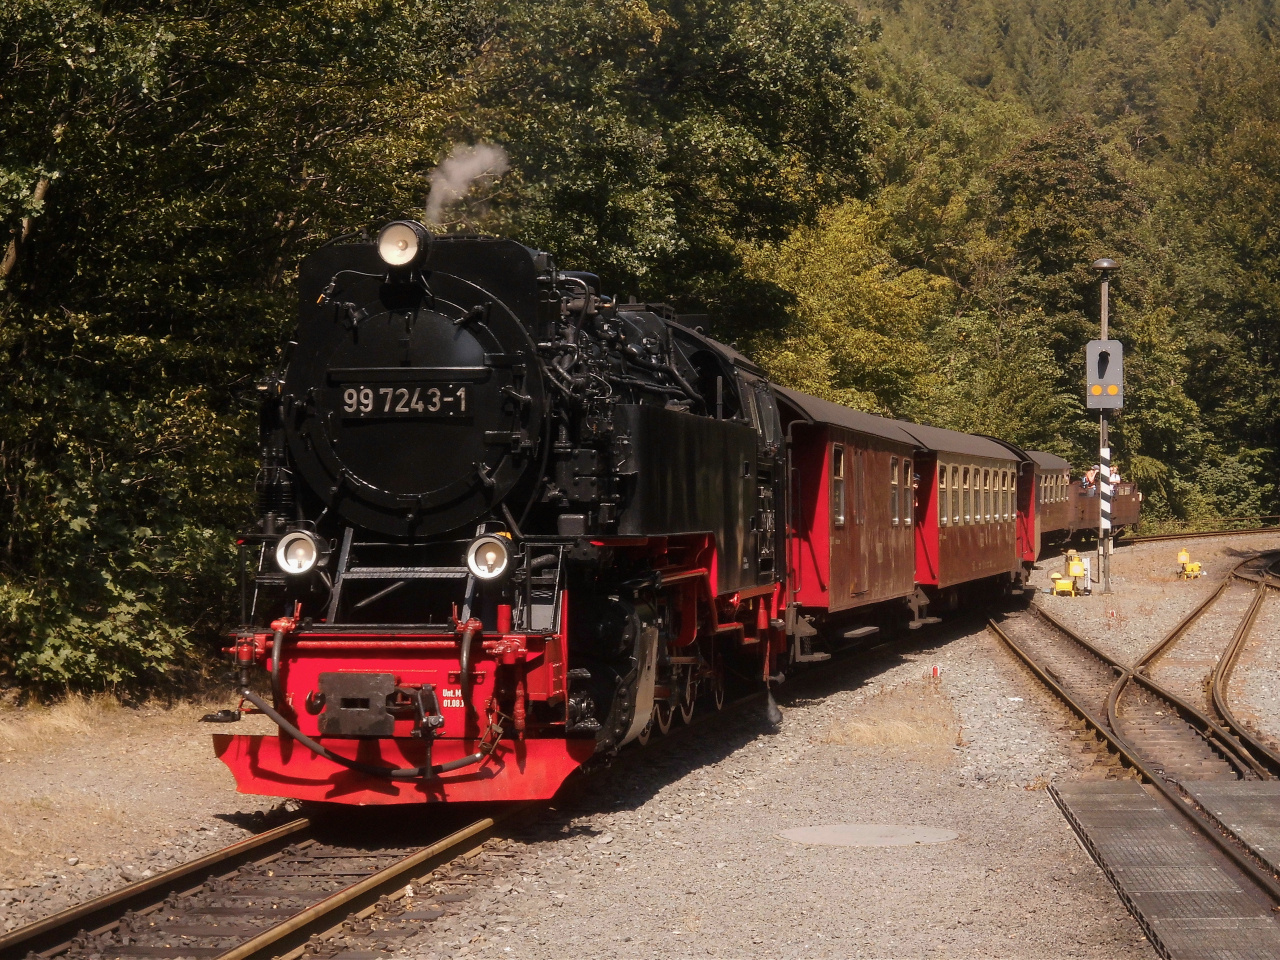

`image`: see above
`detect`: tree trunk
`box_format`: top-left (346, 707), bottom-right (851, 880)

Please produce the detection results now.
top-left (1, 176), bottom-right (52, 283)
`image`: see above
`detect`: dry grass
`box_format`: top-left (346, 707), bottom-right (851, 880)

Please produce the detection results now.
top-left (0, 695), bottom-right (234, 757)
top-left (0, 695), bottom-right (122, 754)
top-left (824, 676), bottom-right (961, 759)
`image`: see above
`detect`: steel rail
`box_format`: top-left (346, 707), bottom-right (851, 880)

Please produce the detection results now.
top-left (1120, 525), bottom-right (1280, 544)
top-left (1212, 581), bottom-right (1280, 772)
top-left (989, 616), bottom-right (1280, 905)
top-left (0, 818), bottom-right (312, 960)
top-left (212, 815), bottom-right (501, 960)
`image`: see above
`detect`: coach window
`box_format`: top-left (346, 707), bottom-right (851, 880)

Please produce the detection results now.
top-left (1000, 472), bottom-right (1008, 520)
top-left (832, 445), bottom-right (846, 527)
top-left (904, 459), bottom-right (913, 526)
top-left (951, 465), bottom-right (960, 525)
top-left (1004, 471), bottom-right (1012, 520)
top-left (854, 449), bottom-right (866, 525)
top-left (891, 457), bottom-right (900, 525)
top-left (939, 466), bottom-right (948, 526)
top-left (962, 467), bottom-right (970, 524)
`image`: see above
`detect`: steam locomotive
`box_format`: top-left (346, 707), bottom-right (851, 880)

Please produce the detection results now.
top-left (211, 223), bottom-right (1137, 805)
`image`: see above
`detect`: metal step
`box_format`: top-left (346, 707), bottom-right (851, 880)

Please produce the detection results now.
top-left (843, 625), bottom-right (880, 640)
top-left (341, 566), bottom-right (468, 580)
top-left (907, 617), bottom-right (942, 631)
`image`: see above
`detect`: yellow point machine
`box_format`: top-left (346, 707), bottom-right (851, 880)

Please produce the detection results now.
top-left (1177, 548), bottom-right (1202, 579)
top-left (1050, 550), bottom-right (1089, 596)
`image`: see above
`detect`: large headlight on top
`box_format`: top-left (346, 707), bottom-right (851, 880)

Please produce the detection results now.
top-left (275, 531), bottom-right (328, 576)
top-left (466, 535), bottom-right (511, 581)
top-left (376, 220), bottom-right (430, 269)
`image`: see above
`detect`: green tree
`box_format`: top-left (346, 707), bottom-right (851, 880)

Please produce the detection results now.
top-left (0, 0), bottom-right (491, 689)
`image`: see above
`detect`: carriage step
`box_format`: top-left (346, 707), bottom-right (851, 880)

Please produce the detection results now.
top-left (797, 651), bottom-right (832, 662)
top-left (908, 617), bottom-right (942, 630)
top-left (843, 626), bottom-right (880, 640)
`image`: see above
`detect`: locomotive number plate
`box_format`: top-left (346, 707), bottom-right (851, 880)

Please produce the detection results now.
top-left (340, 383), bottom-right (469, 418)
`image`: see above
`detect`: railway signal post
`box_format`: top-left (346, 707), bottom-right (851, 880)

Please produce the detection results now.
top-left (1088, 258), bottom-right (1122, 594)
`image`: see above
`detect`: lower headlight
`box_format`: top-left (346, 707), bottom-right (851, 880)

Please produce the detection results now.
top-left (276, 531), bottom-right (326, 576)
top-left (466, 534), bottom-right (511, 580)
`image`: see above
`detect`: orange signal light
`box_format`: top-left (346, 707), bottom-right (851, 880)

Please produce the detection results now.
top-left (1091, 385), bottom-right (1103, 395)
top-left (1107, 385), bottom-right (1119, 395)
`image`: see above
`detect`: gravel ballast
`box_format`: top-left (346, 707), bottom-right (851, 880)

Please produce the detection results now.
top-left (373, 618), bottom-right (1157, 959)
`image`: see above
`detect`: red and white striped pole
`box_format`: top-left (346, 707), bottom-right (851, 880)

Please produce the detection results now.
top-left (1097, 270), bottom-right (1112, 595)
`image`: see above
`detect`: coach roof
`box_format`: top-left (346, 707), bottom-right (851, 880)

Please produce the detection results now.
top-left (774, 386), bottom-right (921, 447)
top-left (1026, 450), bottom-right (1072, 471)
top-left (897, 421), bottom-right (1020, 461)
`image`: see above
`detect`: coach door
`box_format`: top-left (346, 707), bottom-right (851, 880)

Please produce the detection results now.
top-left (849, 448), bottom-right (870, 599)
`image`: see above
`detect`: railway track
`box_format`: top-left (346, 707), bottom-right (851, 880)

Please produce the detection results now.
top-left (1120, 524), bottom-right (1280, 544)
top-left (0, 814), bottom-right (505, 960)
top-left (990, 551), bottom-right (1280, 919)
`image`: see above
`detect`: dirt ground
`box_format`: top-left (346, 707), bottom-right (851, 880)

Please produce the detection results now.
top-left (0, 695), bottom-right (284, 930)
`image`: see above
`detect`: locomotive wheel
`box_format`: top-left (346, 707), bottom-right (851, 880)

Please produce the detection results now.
top-left (636, 714), bottom-right (655, 746)
top-left (654, 699), bottom-right (674, 735)
top-left (678, 669), bottom-right (696, 725)
top-left (710, 667), bottom-right (725, 711)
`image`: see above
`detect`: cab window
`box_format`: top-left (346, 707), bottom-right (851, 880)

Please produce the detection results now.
top-left (753, 382), bottom-right (781, 452)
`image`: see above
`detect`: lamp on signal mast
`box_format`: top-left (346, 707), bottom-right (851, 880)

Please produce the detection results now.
top-left (1091, 258), bottom-right (1119, 595)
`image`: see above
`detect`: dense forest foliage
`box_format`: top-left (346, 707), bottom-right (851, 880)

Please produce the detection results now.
top-left (1, 0), bottom-right (1275, 690)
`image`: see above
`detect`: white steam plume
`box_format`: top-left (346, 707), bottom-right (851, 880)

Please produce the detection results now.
top-left (425, 143), bottom-right (509, 226)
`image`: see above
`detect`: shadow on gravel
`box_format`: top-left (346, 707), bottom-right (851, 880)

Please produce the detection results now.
top-left (202, 603), bottom-right (1022, 845)
top-left (523, 608), bottom-right (1005, 836)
